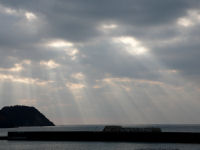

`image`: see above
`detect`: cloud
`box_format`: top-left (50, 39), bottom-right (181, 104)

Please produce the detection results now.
top-left (40, 60), bottom-right (60, 69)
top-left (0, 0), bottom-right (200, 124)
top-left (71, 72), bottom-right (85, 80)
top-left (0, 60), bottom-right (31, 72)
top-left (25, 12), bottom-right (37, 21)
top-left (177, 9), bottom-right (200, 27)
top-left (112, 36), bottom-right (149, 56)
top-left (66, 82), bottom-right (85, 90)
top-left (0, 73), bottom-right (52, 86)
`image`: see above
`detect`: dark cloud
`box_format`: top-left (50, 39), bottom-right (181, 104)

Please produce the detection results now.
top-left (0, 0), bottom-right (200, 124)
top-left (0, 0), bottom-right (194, 42)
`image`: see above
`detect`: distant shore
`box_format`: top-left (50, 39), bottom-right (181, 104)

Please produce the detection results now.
top-left (0, 126), bottom-right (200, 144)
top-left (4, 131), bottom-right (200, 143)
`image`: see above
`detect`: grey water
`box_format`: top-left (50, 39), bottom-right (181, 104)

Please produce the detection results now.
top-left (0, 124), bottom-right (200, 150)
top-left (0, 141), bottom-right (200, 150)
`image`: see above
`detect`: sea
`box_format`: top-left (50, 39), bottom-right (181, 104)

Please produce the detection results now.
top-left (0, 124), bottom-right (200, 150)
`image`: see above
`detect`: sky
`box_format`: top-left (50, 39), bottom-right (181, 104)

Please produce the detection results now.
top-left (0, 0), bottom-right (200, 125)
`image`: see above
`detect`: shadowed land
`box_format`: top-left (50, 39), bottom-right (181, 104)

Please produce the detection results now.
top-left (0, 105), bottom-right (54, 128)
top-left (3, 126), bottom-right (200, 144)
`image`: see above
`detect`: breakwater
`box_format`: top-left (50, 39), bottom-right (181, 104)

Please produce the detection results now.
top-left (4, 126), bottom-right (200, 143)
top-left (5, 131), bottom-right (200, 143)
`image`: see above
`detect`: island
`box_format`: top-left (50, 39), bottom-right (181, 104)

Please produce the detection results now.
top-left (0, 105), bottom-right (54, 128)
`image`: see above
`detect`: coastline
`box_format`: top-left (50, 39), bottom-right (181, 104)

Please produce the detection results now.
top-left (1, 126), bottom-right (200, 144)
top-left (0, 125), bottom-right (200, 144)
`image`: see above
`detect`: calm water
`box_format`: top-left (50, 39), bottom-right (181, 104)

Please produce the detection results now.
top-left (0, 125), bottom-right (200, 150)
top-left (0, 141), bottom-right (200, 150)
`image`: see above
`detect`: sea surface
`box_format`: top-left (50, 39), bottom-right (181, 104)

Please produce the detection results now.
top-left (0, 124), bottom-right (200, 150)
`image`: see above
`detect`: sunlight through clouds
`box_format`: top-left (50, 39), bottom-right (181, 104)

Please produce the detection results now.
top-left (177, 9), bottom-right (200, 27)
top-left (45, 39), bottom-right (79, 60)
top-left (0, 3), bottom-right (37, 22)
top-left (0, 60), bottom-right (31, 72)
top-left (40, 60), bottom-right (60, 69)
top-left (0, 64), bottom-right (23, 72)
top-left (102, 24), bottom-right (118, 29)
top-left (19, 98), bottom-right (37, 106)
top-left (3, 8), bottom-right (17, 15)
top-left (0, 0), bottom-right (200, 124)
top-left (0, 73), bottom-right (52, 86)
top-left (177, 17), bottom-right (194, 27)
top-left (0, 3), bottom-right (43, 35)
top-left (46, 39), bottom-right (74, 48)
top-left (66, 82), bottom-right (85, 90)
top-left (113, 36), bottom-right (149, 56)
top-left (25, 12), bottom-right (37, 21)
top-left (99, 23), bottom-right (118, 33)
top-left (0, 4), bottom-right (18, 16)
top-left (95, 77), bottom-right (165, 89)
top-left (71, 72), bottom-right (85, 80)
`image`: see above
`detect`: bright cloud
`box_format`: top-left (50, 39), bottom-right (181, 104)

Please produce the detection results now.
top-left (4, 8), bottom-right (17, 15)
top-left (40, 60), bottom-right (60, 69)
top-left (0, 4), bottom-right (18, 15)
top-left (45, 39), bottom-right (79, 60)
top-left (102, 24), bottom-right (118, 29)
top-left (177, 17), bottom-right (194, 27)
top-left (0, 64), bottom-right (23, 72)
top-left (0, 4), bottom-right (37, 22)
top-left (25, 12), bottom-right (37, 21)
top-left (113, 36), bottom-right (149, 55)
top-left (65, 48), bottom-right (79, 60)
top-left (0, 60), bottom-right (31, 72)
top-left (71, 72), bottom-right (85, 80)
top-left (0, 73), bottom-right (52, 86)
top-left (99, 24), bottom-right (118, 32)
top-left (177, 9), bottom-right (200, 27)
top-left (46, 39), bottom-right (74, 48)
top-left (66, 82), bottom-right (86, 90)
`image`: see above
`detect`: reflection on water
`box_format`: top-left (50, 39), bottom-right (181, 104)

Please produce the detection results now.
top-left (0, 141), bottom-right (199, 150)
top-left (136, 149), bottom-right (179, 150)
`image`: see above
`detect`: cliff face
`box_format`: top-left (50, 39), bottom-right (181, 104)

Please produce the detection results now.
top-left (0, 105), bottom-right (54, 128)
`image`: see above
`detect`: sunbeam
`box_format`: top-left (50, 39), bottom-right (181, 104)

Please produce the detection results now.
top-left (0, 0), bottom-right (200, 126)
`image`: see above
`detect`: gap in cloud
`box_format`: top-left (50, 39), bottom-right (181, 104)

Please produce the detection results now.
top-left (112, 36), bottom-right (149, 56)
top-left (98, 23), bottom-right (118, 34)
top-left (0, 3), bottom-right (38, 22)
top-left (46, 39), bottom-right (74, 48)
top-left (0, 60), bottom-right (31, 73)
top-left (44, 39), bottom-right (80, 61)
top-left (25, 12), bottom-right (37, 21)
top-left (40, 60), bottom-right (60, 69)
top-left (102, 24), bottom-right (118, 29)
top-left (177, 9), bottom-right (200, 27)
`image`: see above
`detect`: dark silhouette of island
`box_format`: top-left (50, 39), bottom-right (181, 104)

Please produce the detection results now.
top-left (0, 105), bottom-right (54, 128)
